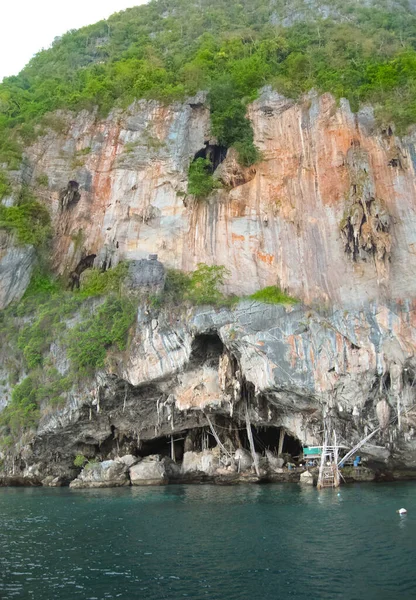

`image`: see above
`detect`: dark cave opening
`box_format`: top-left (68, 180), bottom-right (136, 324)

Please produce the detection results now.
top-left (189, 332), bottom-right (224, 369)
top-left (139, 434), bottom-right (186, 462)
top-left (240, 424), bottom-right (303, 459)
top-left (138, 426), bottom-right (219, 462)
top-left (193, 143), bottom-right (228, 171)
top-left (68, 253), bottom-right (97, 290)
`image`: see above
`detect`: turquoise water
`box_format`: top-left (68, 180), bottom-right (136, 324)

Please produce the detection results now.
top-left (1, 483), bottom-right (416, 600)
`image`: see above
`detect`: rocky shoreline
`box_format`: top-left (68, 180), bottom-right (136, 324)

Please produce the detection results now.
top-left (2, 451), bottom-right (416, 489)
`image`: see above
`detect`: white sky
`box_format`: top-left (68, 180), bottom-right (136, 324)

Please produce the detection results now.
top-left (0, 0), bottom-right (148, 81)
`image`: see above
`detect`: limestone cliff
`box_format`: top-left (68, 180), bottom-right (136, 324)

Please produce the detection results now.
top-left (18, 89), bottom-right (416, 306)
top-left (2, 89), bottom-right (416, 485)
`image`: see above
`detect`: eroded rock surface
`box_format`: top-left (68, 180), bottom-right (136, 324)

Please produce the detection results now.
top-left (69, 460), bottom-right (130, 489)
top-left (22, 90), bottom-right (416, 306)
top-left (0, 232), bottom-right (35, 309)
top-left (2, 89), bottom-right (416, 484)
top-left (129, 456), bottom-right (180, 486)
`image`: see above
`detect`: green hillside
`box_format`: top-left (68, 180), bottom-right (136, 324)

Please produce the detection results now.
top-left (1, 0), bottom-right (416, 168)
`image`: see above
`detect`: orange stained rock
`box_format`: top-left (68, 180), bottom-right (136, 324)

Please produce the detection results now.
top-left (256, 251), bottom-right (275, 265)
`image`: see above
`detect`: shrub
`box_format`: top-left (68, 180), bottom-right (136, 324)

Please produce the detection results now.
top-left (79, 262), bottom-right (129, 297)
top-left (188, 264), bottom-right (229, 305)
top-left (0, 170), bottom-right (12, 200)
top-left (0, 377), bottom-right (40, 434)
top-left (233, 141), bottom-right (262, 167)
top-left (17, 292), bottom-right (82, 368)
top-left (67, 295), bottom-right (137, 375)
top-left (0, 186), bottom-right (51, 248)
top-left (161, 263), bottom-right (233, 307)
top-left (35, 173), bottom-right (49, 187)
top-left (187, 158), bottom-right (219, 198)
top-left (73, 454), bottom-right (87, 468)
top-left (249, 286), bottom-right (297, 305)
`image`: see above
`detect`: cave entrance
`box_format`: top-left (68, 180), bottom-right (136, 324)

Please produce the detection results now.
top-left (193, 143), bottom-right (228, 172)
top-left (69, 253), bottom-right (97, 290)
top-left (189, 332), bottom-right (224, 369)
top-left (240, 425), bottom-right (303, 460)
top-left (138, 426), bottom-right (218, 463)
top-left (139, 434), bottom-right (186, 462)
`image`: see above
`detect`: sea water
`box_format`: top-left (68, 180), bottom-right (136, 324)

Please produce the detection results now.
top-left (1, 482), bottom-right (416, 600)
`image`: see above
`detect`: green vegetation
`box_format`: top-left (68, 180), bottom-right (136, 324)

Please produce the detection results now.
top-left (16, 292), bottom-right (81, 369)
top-left (0, 370), bottom-right (71, 434)
top-left (1, 0), bottom-right (416, 168)
top-left (0, 265), bottom-right (137, 436)
top-left (187, 158), bottom-right (219, 198)
top-left (161, 263), bottom-right (235, 307)
top-left (35, 173), bottom-right (49, 187)
top-left (0, 377), bottom-right (39, 434)
top-left (79, 262), bottom-right (129, 298)
top-left (0, 171), bottom-right (12, 200)
top-left (0, 186), bottom-right (51, 248)
top-left (73, 454), bottom-right (87, 468)
top-left (67, 296), bottom-right (136, 375)
top-left (249, 285), bottom-right (297, 305)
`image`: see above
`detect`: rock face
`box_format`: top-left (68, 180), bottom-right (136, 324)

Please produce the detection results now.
top-left (69, 460), bottom-right (130, 489)
top-left (124, 256), bottom-right (166, 296)
top-left (0, 232), bottom-right (35, 309)
top-left (129, 456), bottom-right (180, 486)
top-left (2, 89), bottom-right (416, 483)
top-left (182, 449), bottom-right (221, 475)
top-left (23, 90), bottom-right (416, 306)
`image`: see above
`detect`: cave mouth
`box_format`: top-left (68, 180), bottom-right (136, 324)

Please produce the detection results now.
top-left (139, 435), bottom-right (185, 462)
top-left (189, 332), bottom-right (224, 369)
top-left (69, 253), bottom-right (97, 290)
top-left (193, 143), bottom-right (228, 171)
top-left (138, 427), bottom-right (217, 462)
top-left (240, 424), bottom-right (303, 460)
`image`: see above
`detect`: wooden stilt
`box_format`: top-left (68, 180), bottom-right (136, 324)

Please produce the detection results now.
top-left (170, 434), bottom-right (176, 462)
top-left (278, 428), bottom-right (285, 456)
top-left (206, 415), bottom-right (232, 458)
top-left (245, 405), bottom-right (260, 477)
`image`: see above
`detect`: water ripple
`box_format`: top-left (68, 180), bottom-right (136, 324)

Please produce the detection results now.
top-left (0, 483), bottom-right (416, 599)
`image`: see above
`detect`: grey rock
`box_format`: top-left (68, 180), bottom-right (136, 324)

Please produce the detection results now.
top-left (116, 454), bottom-right (140, 468)
top-left (234, 448), bottom-right (253, 471)
top-left (0, 237), bottom-right (35, 309)
top-left (124, 257), bottom-right (165, 295)
top-left (181, 450), bottom-right (220, 475)
top-left (266, 451), bottom-right (285, 471)
top-left (129, 455), bottom-right (180, 485)
top-left (300, 471), bottom-right (314, 485)
top-left (69, 460), bottom-right (129, 488)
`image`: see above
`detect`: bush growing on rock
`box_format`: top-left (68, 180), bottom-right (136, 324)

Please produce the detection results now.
top-left (161, 264), bottom-right (233, 307)
top-left (0, 186), bottom-right (51, 248)
top-left (187, 158), bottom-right (219, 198)
top-left (249, 286), bottom-right (297, 305)
top-left (73, 454), bottom-right (87, 468)
top-left (67, 296), bottom-right (137, 376)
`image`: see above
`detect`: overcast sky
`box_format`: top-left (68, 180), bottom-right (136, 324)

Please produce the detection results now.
top-left (0, 0), bottom-right (148, 81)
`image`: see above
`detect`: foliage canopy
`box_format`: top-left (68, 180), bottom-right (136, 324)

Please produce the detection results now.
top-left (0, 0), bottom-right (416, 166)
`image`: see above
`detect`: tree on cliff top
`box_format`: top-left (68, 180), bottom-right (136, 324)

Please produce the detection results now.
top-left (1, 0), bottom-right (416, 167)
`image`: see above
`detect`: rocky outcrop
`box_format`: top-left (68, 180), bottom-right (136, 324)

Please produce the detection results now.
top-left (124, 256), bottom-right (165, 297)
top-left (69, 459), bottom-right (130, 489)
top-left (2, 297), bottom-right (415, 483)
top-left (181, 449), bottom-right (221, 475)
top-left (0, 232), bottom-right (35, 309)
top-left (129, 456), bottom-right (180, 485)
